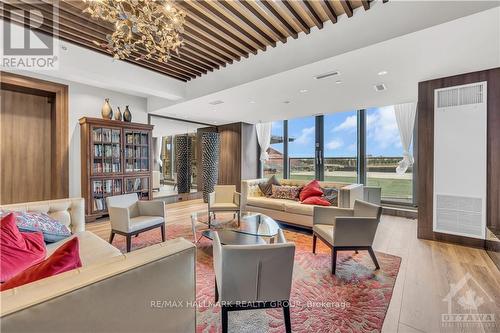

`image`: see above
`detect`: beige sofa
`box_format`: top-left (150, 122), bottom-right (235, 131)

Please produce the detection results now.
top-left (241, 179), bottom-right (363, 228)
top-left (0, 198), bottom-right (196, 333)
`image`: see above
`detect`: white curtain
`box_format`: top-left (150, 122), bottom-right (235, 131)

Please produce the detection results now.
top-left (255, 122), bottom-right (272, 161)
top-left (155, 137), bottom-right (163, 169)
top-left (394, 102), bottom-right (417, 175)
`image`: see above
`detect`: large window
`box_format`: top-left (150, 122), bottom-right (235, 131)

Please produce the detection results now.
top-left (263, 121), bottom-right (284, 178)
top-left (366, 106), bottom-right (413, 203)
top-left (288, 116), bottom-right (316, 180)
top-left (323, 111), bottom-right (358, 183)
top-left (259, 106), bottom-right (416, 206)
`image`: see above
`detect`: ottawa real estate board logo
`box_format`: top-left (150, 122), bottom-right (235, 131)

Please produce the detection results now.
top-left (1, 2), bottom-right (59, 70)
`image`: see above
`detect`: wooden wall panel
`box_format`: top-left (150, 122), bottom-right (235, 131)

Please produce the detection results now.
top-left (0, 90), bottom-right (53, 204)
top-left (218, 123), bottom-right (242, 190)
top-left (417, 67), bottom-right (500, 253)
top-left (0, 72), bottom-right (68, 203)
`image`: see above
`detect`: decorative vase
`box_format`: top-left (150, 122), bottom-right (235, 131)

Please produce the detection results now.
top-left (202, 132), bottom-right (220, 203)
top-left (123, 105), bottom-right (132, 122)
top-left (176, 135), bottom-right (192, 194)
top-left (114, 106), bottom-right (122, 121)
top-left (101, 98), bottom-right (113, 119)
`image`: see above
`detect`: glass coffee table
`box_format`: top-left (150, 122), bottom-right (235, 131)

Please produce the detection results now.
top-left (191, 211), bottom-right (280, 245)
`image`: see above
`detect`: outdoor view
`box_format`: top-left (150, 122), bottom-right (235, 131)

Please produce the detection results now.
top-left (263, 107), bottom-right (413, 203)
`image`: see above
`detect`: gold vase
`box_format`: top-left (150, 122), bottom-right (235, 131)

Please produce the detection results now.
top-left (114, 106), bottom-right (122, 121)
top-left (101, 98), bottom-right (113, 120)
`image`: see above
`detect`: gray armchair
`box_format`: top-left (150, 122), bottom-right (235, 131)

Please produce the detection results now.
top-left (106, 193), bottom-right (166, 252)
top-left (212, 229), bottom-right (295, 333)
top-left (313, 199), bottom-right (382, 275)
top-left (208, 185), bottom-right (241, 226)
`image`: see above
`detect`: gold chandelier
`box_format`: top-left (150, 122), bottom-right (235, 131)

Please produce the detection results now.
top-left (83, 0), bottom-right (186, 63)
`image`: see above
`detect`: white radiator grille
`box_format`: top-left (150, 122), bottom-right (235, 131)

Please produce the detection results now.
top-left (435, 194), bottom-right (483, 238)
top-left (437, 83), bottom-right (484, 108)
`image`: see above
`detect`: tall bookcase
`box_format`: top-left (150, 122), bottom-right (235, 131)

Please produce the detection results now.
top-left (79, 117), bottom-right (153, 222)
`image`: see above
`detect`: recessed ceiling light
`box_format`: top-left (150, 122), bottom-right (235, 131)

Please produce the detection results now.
top-left (209, 100), bottom-right (224, 105)
top-left (61, 45), bottom-right (68, 51)
top-left (283, 100), bottom-right (291, 104)
top-left (378, 70), bottom-right (388, 76)
top-left (214, 121), bottom-right (218, 124)
top-left (250, 100), bottom-right (256, 104)
top-left (335, 80), bottom-right (342, 84)
top-left (299, 89), bottom-right (308, 93)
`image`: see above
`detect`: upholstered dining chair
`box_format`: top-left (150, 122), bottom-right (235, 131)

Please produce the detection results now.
top-left (106, 193), bottom-right (166, 252)
top-left (212, 229), bottom-right (295, 333)
top-left (208, 185), bottom-right (241, 227)
top-left (312, 200), bottom-right (382, 275)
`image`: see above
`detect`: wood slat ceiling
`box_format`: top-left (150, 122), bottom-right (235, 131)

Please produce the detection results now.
top-left (0, 0), bottom-right (387, 82)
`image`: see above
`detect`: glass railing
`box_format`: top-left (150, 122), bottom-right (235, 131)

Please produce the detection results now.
top-left (264, 157), bottom-right (413, 203)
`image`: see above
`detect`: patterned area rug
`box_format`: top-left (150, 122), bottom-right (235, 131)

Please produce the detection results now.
top-left (110, 220), bottom-right (401, 333)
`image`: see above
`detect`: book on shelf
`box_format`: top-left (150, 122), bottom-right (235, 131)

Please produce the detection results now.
top-left (93, 129), bottom-right (102, 142)
top-left (112, 130), bottom-right (120, 143)
top-left (93, 198), bottom-right (106, 211)
top-left (93, 162), bottom-right (103, 173)
top-left (102, 129), bottom-right (111, 143)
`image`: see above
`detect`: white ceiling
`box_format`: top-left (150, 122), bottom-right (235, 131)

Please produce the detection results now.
top-left (151, 2), bottom-right (500, 125)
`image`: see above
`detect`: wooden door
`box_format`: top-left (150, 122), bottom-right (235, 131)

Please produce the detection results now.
top-left (0, 89), bottom-right (53, 204)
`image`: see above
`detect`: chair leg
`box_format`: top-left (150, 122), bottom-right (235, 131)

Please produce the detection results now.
top-left (160, 224), bottom-right (165, 242)
top-left (109, 231), bottom-right (115, 244)
top-left (332, 248), bottom-right (337, 275)
top-left (126, 235), bottom-right (132, 253)
top-left (215, 278), bottom-right (219, 303)
top-left (208, 212), bottom-right (212, 228)
top-left (368, 247), bottom-right (380, 270)
top-left (312, 234), bottom-right (317, 254)
top-left (283, 303), bottom-right (292, 333)
top-left (221, 306), bottom-right (228, 333)
top-left (135, 234), bottom-right (139, 238)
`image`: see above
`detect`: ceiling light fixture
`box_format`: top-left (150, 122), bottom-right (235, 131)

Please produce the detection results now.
top-left (335, 80), bottom-right (342, 84)
top-left (83, 0), bottom-right (186, 62)
top-left (378, 70), bottom-right (388, 76)
top-left (283, 100), bottom-right (291, 104)
top-left (209, 100), bottom-right (224, 105)
top-left (299, 89), bottom-right (308, 93)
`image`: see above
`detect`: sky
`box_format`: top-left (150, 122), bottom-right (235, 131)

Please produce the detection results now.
top-left (270, 106), bottom-right (407, 158)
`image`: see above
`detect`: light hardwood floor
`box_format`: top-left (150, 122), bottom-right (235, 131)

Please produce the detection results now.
top-left (87, 199), bottom-right (500, 333)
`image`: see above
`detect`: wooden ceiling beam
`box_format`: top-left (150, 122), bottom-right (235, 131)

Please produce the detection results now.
top-left (281, 0), bottom-right (311, 34)
top-left (183, 25), bottom-right (242, 61)
top-left (185, 0), bottom-right (268, 51)
top-left (361, 0), bottom-right (371, 10)
top-left (259, 0), bottom-right (299, 39)
top-left (340, 0), bottom-right (354, 17)
top-left (319, 0), bottom-right (338, 24)
top-left (238, 1), bottom-right (287, 44)
top-left (301, 1), bottom-right (324, 29)
top-left (219, 0), bottom-right (276, 47)
top-left (180, 3), bottom-right (257, 56)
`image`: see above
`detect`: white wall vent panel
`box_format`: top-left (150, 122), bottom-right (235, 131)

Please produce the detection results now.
top-left (433, 82), bottom-right (487, 239)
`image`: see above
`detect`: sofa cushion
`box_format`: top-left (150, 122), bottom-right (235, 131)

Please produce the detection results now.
top-left (299, 180), bottom-right (324, 202)
top-left (321, 187), bottom-right (339, 206)
top-left (258, 175), bottom-right (281, 197)
top-left (270, 185), bottom-right (301, 201)
top-left (284, 202), bottom-right (314, 216)
top-left (129, 216), bottom-right (164, 232)
top-left (246, 197), bottom-right (289, 211)
top-left (302, 196), bottom-right (331, 206)
top-left (313, 224), bottom-right (334, 245)
top-left (13, 211), bottom-right (71, 243)
top-left (1, 237), bottom-right (82, 291)
top-left (1, 213), bottom-right (47, 282)
top-left (46, 231), bottom-right (121, 266)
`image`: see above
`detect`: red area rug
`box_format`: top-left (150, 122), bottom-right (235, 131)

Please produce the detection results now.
top-left (110, 222), bottom-right (401, 333)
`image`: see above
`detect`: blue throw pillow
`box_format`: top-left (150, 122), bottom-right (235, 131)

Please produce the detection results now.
top-left (2, 211), bottom-right (71, 243)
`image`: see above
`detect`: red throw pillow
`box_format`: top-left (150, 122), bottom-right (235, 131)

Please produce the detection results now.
top-left (1, 237), bottom-right (82, 291)
top-left (1, 213), bottom-right (46, 282)
top-left (299, 180), bottom-right (324, 202)
top-left (302, 196), bottom-right (331, 206)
